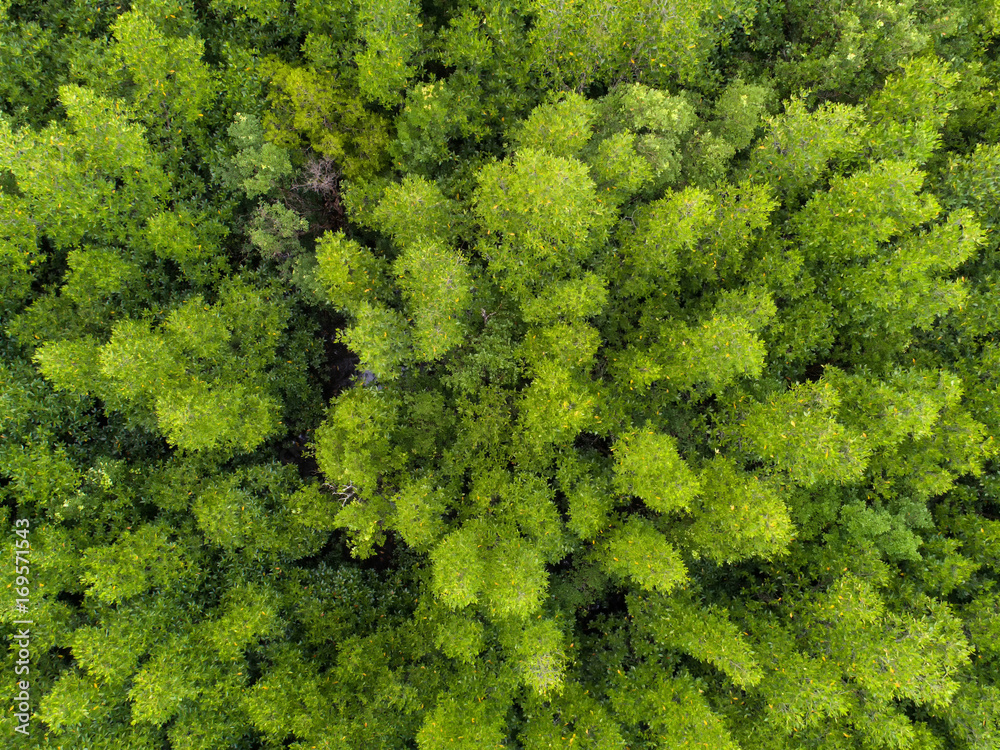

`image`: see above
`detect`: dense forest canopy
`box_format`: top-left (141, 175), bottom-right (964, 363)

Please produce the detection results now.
top-left (4, 0), bottom-right (1000, 747)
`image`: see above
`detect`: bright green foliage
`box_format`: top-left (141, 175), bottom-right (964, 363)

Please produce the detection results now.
top-left (793, 160), bottom-right (939, 263)
top-left (416, 669), bottom-right (511, 750)
top-left (128, 630), bottom-right (224, 726)
top-left (502, 615), bottom-right (566, 695)
top-left (522, 323), bottom-right (601, 375)
top-left (0, 2), bottom-right (82, 128)
top-left (526, 0), bottom-right (754, 87)
top-left (486, 472), bottom-right (567, 562)
top-left (61, 247), bottom-right (140, 309)
top-left (474, 147), bottom-right (611, 302)
top-left (599, 517), bottom-right (687, 593)
top-left (265, 62), bottom-right (391, 179)
top-left (710, 284), bottom-right (778, 332)
top-left (431, 525), bottom-right (485, 609)
top-left (248, 201), bottom-right (308, 259)
top-left (391, 79), bottom-right (486, 176)
top-left (598, 83), bottom-right (697, 192)
top-left (339, 301), bottom-right (414, 380)
top-left (393, 474), bottom-right (449, 550)
top-left (434, 610), bottom-right (485, 663)
top-left (37, 671), bottom-right (117, 735)
top-left (483, 532), bottom-right (549, 619)
top-left (735, 378), bottom-right (870, 487)
top-left (918, 535), bottom-right (980, 596)
top-left (521, 681), bottom-right (626, 749)
top-left (314, 230), bottom-right (393, 311)
top-left (697, 181), bottom-right (779, 282)
top-left (355, 0), bottom-right (420, 106)
top-left (631, 591), bottom-right (764, 688)
top-left (684, 78), bottom-right (773, 185)
top-left (5, 3), bottom-right (1000, 749)
top-left (935, 683), bottom-right (1000, 750)
top-left (517, 358), bottom-right (600, 451)
top-left (826, 366), bottom-right (963, 450)
top-left (964, 591), bottom-right (1000, 656)
top-left (559, 454), bottom-right (616, 541)
top-left (750, 617), bottom-right (853, 733)
top-left (747, 97), bottom-right (866, 200)
top-left (616, 179), bottom-right (776, 297)
top-left (145, 211), bottom-right (222, 285)
top-left (36, 279), bottom-right (289, 453)
top-left (619, 314), bottom-right (767, 396)
top-left (212, 0), bottom-right (288, 25)
top-left (940, 142), bottom-right (1000, 251)
top-left (1, 440), bottom-right (82, 510)
top-left (135, 372), bottom-right (273, 451)
top-left (81, 523), bottom-right (199, 604)
top-left (830, 209), bottom-right (979, 342)
top-left (432, 513), bottom-right (553, 620)
top-left (612, 430), bottom-right (700, 513)
top-left (512, 91), bottom-right (597, 158)
top-left (314, 384), bottom-right (405, 497)
top-left (242, 645), bottom-right (330, 741)
top-left (373, 175), bottom-right (466, 248)
top-left (193, 464), bottom-right (326, 556)
top-left (587, 132), bottom-right (656, 206)
top-left (768, 0), bottom-right (932, 101)
top-left (0, 85), bottom-right (169, 248)
top-left (110, 10), bottom-right (215, 129)
top-left (730, 559), bottom-right (978, 747)
top-left (224, 112), bottom-right (294, 199)
top-left (394, 241), bottom-right (474, 359)
top-left (618, 186), bottom-right (712, 290)
top-left (519, 273), bottom-right (607, 324)
top-left (0, 521), bottom-right (84, 652)
top-left (286, 481), bottom-right (341, 531)
top-left (433, 2), bottom-right (540, 140)
top-left (611, 666), bottom-right (741, 750)
top-left (199, 582), bottom-right (281, 660)
top-left (864, 56), bottom-right (960, 164)
top-left (166, 685), bottom-right (252, 750)
top-left (711, 78), bottom-right (774, 152)
top-left (445, 386), bottom-right (516, 474)
top-left (687, 456), bottom-right (794, 563)
top-left (795, 574), bottom-right (972, 709)
top-left (0, 194), bottom-right (38, 309)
